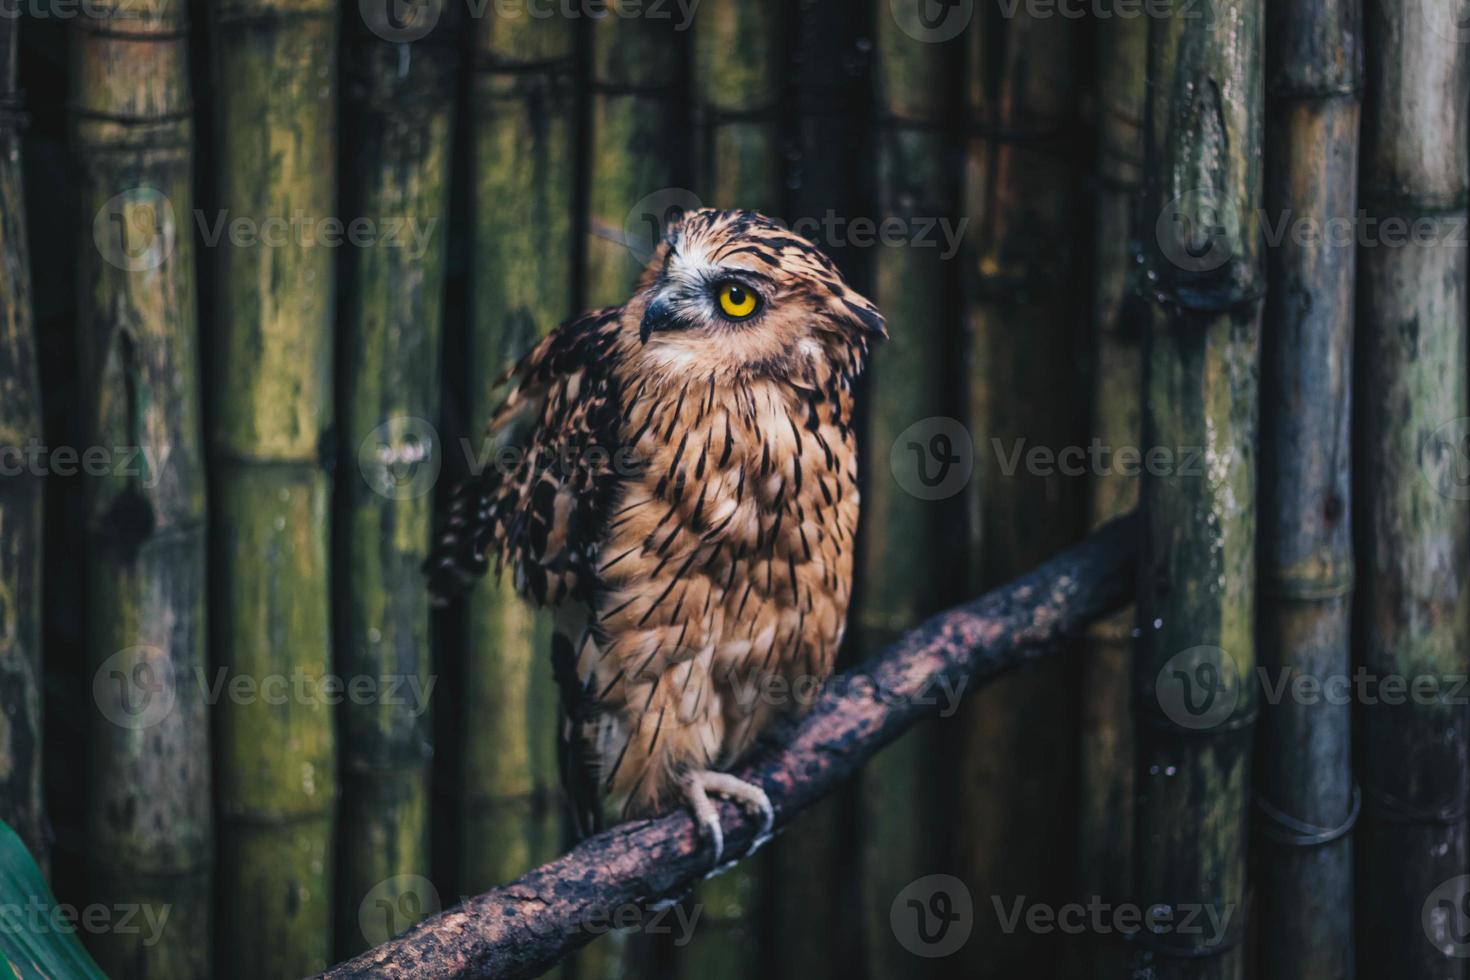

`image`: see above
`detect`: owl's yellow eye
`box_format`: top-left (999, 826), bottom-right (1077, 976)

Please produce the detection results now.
top-left (716, 282), bottom-right (759, 320)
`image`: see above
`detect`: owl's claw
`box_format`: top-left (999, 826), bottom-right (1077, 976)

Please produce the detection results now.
top-left (681, 770), bottom-right (775, 867)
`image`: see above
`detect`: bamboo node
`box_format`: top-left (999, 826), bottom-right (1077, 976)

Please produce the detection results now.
top-left (1362, 782), bottom-right (1469, 827)
top-left (1255, 784), bottom-right (1360, 847)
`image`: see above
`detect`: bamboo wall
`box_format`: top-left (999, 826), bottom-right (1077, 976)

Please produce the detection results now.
top-left (0, 0), bottom-right (1462, 977)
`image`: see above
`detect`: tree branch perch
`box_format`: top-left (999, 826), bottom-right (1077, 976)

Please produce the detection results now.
top-left (322, 514), bottom-right (1138, 980)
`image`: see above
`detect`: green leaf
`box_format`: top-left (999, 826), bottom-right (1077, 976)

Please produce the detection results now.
top-left (0, 821), bottom-right (107, 979)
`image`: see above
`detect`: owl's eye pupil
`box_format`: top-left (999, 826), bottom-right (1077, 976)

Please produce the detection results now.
top-left (728, 286), bottom-right (746, 304)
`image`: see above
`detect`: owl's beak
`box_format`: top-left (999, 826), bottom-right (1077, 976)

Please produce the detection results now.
top-left (639, 296), bottom-right (675, 345)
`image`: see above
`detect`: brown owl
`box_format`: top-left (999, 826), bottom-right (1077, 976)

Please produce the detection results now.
top-left (425, 208), bottom-right (883, 862)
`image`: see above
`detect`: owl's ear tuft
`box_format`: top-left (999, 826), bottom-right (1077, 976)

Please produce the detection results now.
top-left (826, 289), bottom-right (887, 341)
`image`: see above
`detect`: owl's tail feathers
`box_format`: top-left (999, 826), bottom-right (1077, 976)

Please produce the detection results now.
top-left (423, 474), bottom-right (500, 605)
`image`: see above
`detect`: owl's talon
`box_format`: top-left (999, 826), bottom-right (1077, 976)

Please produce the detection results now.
top-left (682, 770), bottom-right (774, 866)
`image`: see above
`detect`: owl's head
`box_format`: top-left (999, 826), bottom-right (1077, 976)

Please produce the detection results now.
top-left (628, 209), bottom-right (886, 380)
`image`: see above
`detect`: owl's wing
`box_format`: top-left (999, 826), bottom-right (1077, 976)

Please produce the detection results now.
top-left (424, 307), bottom-right (630, 607)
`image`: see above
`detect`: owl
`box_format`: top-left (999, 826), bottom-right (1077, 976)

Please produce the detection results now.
top-left (425, 209), bottom-right (884, 861)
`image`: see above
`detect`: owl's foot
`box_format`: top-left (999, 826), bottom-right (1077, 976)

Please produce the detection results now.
top-left (681, 770), bottom-right (775, 866)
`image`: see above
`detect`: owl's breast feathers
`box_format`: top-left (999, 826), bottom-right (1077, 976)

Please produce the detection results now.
top-left (425, 301), bottom-right (866, 818)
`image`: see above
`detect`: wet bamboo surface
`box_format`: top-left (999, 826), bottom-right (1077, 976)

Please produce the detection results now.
top-left (206, 0), bottom-right (339, 974)
top-left (333, 10), bottom-right (456, 960)
top-left (0, 14), bottom-right (45, 872)
top-left (957, 4), bottom-right (1087, 974)
top-left (459, 1), bottom-right (574, 904)
top-left (71, 0), bottom-right (213, 975)
top-left (1076, 5), bottom-right (1146, 976)
top-left (1355, 1), bottom-right (1470, 976)
top-left (854, 4), bottom-right (957, 976)
top-left (1257, 0), bottom-right (1361, 977)
top-left (1134, 0), bottom-right (1264, 977)
top-left (764, 2), bottom-right (869, 977)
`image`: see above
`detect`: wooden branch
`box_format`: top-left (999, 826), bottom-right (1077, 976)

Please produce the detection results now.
top-left (321, 514), bottom-right (1138, 980)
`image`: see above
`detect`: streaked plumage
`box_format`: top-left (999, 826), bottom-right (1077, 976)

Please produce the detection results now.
top-left (426, 209), bottom-right (883, 857)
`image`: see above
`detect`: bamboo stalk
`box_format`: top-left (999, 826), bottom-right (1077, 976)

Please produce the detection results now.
top-left (766, 2), bottom-right (869, 975)
top-left (71, 1), bottom-right (212, 975)
top-left (1257, 1), bottom-right (1360, 977)
top-left (692, 0), bottom-right (781, 214)
top-left (207, 0), bottom-right (338, 973)
top-left (1355, 1), bottom-right (1469, 976)
top-left (0, 15), bottom-right (46, 871)
top-left (672, 3), bottom-right (783, 974)
top-left (334, 13), bottom-right (456, 959)
top-left (583, 0), bottom-right (687, 307)
top-left (1076, 5), bottom-right (1147, 976)
top-left (458, 4), bottom-right (575, 908)
top-left (852, 6), bottom-right (956, 977)
top-left (957, 5), bottom-right (1086, 974)
top-left (1132, 0), bottom-right (1263, 976)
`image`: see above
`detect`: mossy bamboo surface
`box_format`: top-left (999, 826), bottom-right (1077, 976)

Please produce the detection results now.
top-left (71, 1), bottom-right (212, 974)
top-left (0, 16), bottom-right (46, 872)
top-left (1355, 1), bottom-right (1469, 975)
top-left (1133, 0), bottom-right (1263, 977)
top-left (673, 3), bottom-right (782, 974)
top-left (852, 7), bottom-right (955, 978)
top-left (956, 7), bottom-right (1085, 974)
top-left (692, 0), bottom-right (781, 215)
top-left (334, 16), bottom-right (455, 959)
top-left (584, 0), bottom-right (686, 307)
top-left (1076, 7), bottom-right (1146, 976)
top-left (459, 6), bottom-right (574, 914)
top-left (1257, 1), bottom-right (1360, 977)
top-left (207, 0), bottom-right (338, 973)
top-left (766, 2), bottom-right (869, 975)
